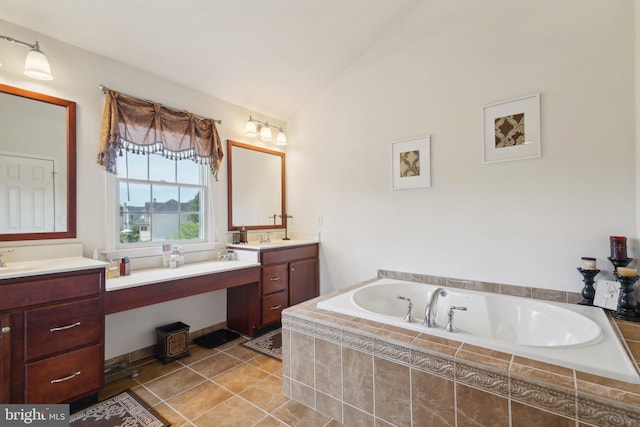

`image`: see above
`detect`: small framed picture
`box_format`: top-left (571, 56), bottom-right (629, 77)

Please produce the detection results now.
top-left (483, 93), bottom-right (540, 164)
top-left (392, 135), bottom-right (431, 190)
top-left (593, 280), bottom-right (620, 311)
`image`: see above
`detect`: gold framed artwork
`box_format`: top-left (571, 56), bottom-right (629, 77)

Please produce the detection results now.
top-left (483, 93), bottom-right (540, 164)
top-left (392, 135), bottom-right (430, 190)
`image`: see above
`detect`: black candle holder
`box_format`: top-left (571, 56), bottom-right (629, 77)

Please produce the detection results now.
top-left (612, 273), bottom-right (640, 322)
top-left (577, 267), bottom-right (600, 306)
top-left (607, 256), bottom-right (633, 272)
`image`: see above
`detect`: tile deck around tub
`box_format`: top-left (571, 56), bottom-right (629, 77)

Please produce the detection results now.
top-left (283, 278), bottom-right (640, 427)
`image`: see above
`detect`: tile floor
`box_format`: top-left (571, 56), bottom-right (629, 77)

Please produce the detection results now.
top-left (99, 336), bottom-right (341, 427)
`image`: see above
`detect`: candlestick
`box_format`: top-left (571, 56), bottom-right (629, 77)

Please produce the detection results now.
top-left (610, 236), bottom-right (628, 260)
top-left (617, 267), bottom-right (638, 277)
top-left (581, 257), bottom-right (597, 270)
top-left (608, 256), bottom-right (632, 272)
top-left (612, 273), bottom-right (640, 322)
top-left (577, 267), bottom-right (600, 306)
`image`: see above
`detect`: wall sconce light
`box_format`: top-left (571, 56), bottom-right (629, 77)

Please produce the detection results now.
top-left (0, 35), bottom-right (53, 80)
top-left (245, 116), bottom-right (287, 146)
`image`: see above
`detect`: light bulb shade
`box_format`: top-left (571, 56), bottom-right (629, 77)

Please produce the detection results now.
top-left (259, 125), bottom-right (272, 141)
top-left (244, 119), bottom-right (257, 137)
top-left (24, 48), bottom-right (52, 80)
top-left (276, 130), bottom-right (287, 145)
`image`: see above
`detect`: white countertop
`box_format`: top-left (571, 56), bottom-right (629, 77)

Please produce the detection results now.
top-left (105, 260), bottom-right (260, 292)
top-left (228, 239), bottom-right (318, 251)
top-left (0, 257), bottom-right (108, 280)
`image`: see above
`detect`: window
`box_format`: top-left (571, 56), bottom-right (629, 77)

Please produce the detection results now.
top-left (116, 153), bottom-right (207, 246)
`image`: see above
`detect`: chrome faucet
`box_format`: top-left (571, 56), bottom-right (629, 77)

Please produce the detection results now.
top-left (397, 295), bottom-right (415, 323)
top-left (424, 287), bottom-right (447, 327)
top-left (260, 232), bottom-right (272, 243)
top-left (445, 306), bottom-right (468, 332)
top-left (0, 249), bottom-right (14, 268)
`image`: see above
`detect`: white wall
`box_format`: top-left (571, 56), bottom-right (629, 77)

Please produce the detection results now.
top-left (0, 19), bottom-right (284, 358)
top-left (288, 0), bottom-right (636, 293)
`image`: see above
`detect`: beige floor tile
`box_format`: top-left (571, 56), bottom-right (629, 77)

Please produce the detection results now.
top-left (145, 367), bottom-right (207, 400)
top-left (153, 402), bottom-right (191, 427)
top-left (271, 400), bottom-right (331, 427)
top-left (249, 354), bottom-right (283, 374)
top-left (131, 385), bottom-right (162, 407)
top-left (180, 344), bottom-right (220, 365)
top-left (134, 359), bottom-right (183, 383)
top-left (253, 415), bottom-right (289, 426)
top-left (167, 380), bottom-right (234, 420)
top-left (190, 351), bottom-right (244, 378)
top-left (224, 343), bottom-right (261, 361)
top-left (240, 375), bottom-right (291, 412)
top-left (193, 396), bottom-right (266, 426)
top-left (214, 363), bottom-right (270, 394)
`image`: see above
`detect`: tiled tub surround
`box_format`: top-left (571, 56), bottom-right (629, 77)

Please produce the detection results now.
top-left (317, 278), bottom-right (638, 383)
top-left (282, 272), bottom-right (640, 426)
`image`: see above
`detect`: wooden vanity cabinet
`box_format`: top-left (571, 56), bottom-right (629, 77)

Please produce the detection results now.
top-left (0, 313), bottom-right (10, 403)
top-left (228, 243), bottom-right (319, 337)
top-left (0, 268), bottom-right (105, 404)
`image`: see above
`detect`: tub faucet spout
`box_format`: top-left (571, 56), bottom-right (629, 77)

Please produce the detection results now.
top-left (424, 288), bottom-right (447, 327)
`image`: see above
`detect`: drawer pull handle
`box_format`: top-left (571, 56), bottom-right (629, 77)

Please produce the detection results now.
top-left (51, 371), bottom-right (81, 384)
top-left (50, 322), bottom-right (81, 332)
top-left (269, 277), bottom-right (281, 281)
top-left (270, 305), bottom-right (282, 310)
top-left (1, 326), bottom-right (10, 334)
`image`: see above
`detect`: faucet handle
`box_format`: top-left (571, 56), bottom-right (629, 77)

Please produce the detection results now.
top-left (397, 295), bottom-right (415, 323)
top-left (445, 306), bottom-right (467, 332)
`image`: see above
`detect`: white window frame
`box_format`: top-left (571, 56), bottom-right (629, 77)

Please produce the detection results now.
top-left (105, 156), bottom-right (216, 258)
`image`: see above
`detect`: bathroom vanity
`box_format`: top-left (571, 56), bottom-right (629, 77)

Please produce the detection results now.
top-left (227, 241), bottom-right (319, 337)
top-left (0, 264), bottom-right (105, 405)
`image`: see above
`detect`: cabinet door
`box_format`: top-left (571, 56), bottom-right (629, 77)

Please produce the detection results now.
top-left (289, 258), bottom-right (319, 306)
top-left (0, 313), bottom-right (10, 403)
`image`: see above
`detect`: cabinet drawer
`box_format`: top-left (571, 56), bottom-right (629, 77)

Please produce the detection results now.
top-left (261, 264), bottom-right (288, 295)
top-left (0, 269), bottom-right (102, 311)
top-left (25, 297), bottom-right (102, 360)
top-left (25, 344), bottom-right (102, 403)
top-left (261, 291), bottom-right (288, 325)
top-left (261, 244), bottom-right (318, 265)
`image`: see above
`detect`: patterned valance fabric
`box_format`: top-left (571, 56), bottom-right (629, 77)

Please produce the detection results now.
top-left (97, 90), bottom-right (223, 180)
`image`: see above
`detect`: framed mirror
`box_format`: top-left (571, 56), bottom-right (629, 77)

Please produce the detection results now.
top-left (227, 140), bottom-right (285, 230)
top-left (0, 83), bottom-right (76, 241)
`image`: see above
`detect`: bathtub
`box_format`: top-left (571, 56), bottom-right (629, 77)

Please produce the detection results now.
top-left (317, 278), bottom-right (640, 383)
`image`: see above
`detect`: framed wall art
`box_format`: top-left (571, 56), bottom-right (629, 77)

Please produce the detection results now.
top-left (392, 135), bottom-right (430, 190)
top-left (482, 93), bottom-right (540, 164)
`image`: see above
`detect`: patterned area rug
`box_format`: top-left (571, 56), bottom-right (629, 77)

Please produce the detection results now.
top-left (243, 328), bottom-right (282, 360)
top-left (70, 390), bottom-right (169, 427)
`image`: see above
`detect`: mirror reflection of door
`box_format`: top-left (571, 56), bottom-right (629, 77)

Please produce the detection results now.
top-left (0, 153), bottom-right (55, 233)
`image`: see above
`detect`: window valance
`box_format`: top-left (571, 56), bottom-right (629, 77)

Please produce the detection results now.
top-left (97, 89), bottom-right (223, 180)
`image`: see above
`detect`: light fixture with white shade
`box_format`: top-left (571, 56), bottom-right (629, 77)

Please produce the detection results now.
top-left (245, 116), bottom-right (287, 145)
top-left (0, 35), bottom-right (53, 80)
top-left (276, 128), bottom-right (287, 146)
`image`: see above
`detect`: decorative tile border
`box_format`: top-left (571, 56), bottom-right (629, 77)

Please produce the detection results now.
top-left (577, 395), bottom-right (640, 426)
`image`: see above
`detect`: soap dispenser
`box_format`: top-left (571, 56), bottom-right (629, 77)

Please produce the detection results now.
top-left (239, 225), bottom-right (248, 243)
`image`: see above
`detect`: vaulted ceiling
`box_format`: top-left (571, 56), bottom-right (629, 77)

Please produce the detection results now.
top-left (0, 0), bottom-right (422, 119)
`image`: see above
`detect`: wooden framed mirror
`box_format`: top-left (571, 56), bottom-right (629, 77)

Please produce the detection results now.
top-left (227, 140), bottom-right (285, 230)
top-left (0, 83), bottom-right (76, 241)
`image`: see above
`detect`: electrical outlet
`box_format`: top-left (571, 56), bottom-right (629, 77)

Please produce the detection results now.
top-left (317, 216), bottom-right (323, 226)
